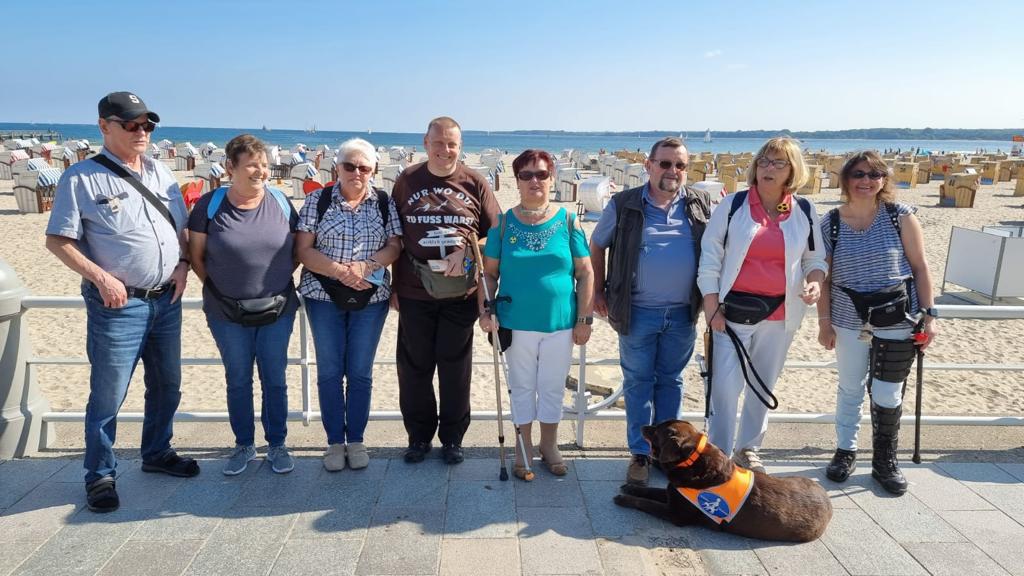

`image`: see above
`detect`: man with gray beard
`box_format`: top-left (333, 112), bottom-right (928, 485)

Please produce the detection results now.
top-left (589, 137), bottom-right (711, 485)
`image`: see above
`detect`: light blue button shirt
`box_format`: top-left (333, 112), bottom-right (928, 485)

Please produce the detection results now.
top-left (46, 147), bottom-right (186, 289)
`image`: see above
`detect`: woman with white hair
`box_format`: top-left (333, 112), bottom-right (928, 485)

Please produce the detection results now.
top-left (296, 138), bottom-right (403, 471)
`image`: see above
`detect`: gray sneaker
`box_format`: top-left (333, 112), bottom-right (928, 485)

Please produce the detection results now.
top-left (223, 444), bottom-right (257, 476)
top-left (267, 445), bottom-right (294, 474)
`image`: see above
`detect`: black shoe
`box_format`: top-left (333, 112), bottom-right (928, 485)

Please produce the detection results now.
top-left (441, 444), bottom-right (464, 465)
top-left (141, 451), bottom-right (200, 478)
top-left (86, 476), bottom-right (119, 513)
top-left (871, 403), bottom-right (909, 495)
top-left (404, 441), bottom-right (432, 463)
top-left (826, 449), bottom-right (857, 482)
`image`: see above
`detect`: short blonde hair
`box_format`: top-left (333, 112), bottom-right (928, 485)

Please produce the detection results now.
top-left (746, 136), bottom-right (808, 192)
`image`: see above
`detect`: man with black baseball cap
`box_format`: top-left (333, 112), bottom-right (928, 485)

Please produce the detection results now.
top-left (45, 91), bottom-right (197, 513)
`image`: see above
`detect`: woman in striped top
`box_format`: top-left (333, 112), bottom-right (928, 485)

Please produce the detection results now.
top-left (816, 150), bottom-right (937, 495)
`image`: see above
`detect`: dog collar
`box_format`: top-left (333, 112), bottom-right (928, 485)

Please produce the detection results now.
top-left (674, 433), bottom-right (708, 469)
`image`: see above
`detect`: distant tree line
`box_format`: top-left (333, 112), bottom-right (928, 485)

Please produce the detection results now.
top-left (495, 128), bottom-right (1023, 141)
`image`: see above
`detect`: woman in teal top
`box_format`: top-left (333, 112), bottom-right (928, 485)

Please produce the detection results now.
top-left (479, 149), bottom-right (594, 480)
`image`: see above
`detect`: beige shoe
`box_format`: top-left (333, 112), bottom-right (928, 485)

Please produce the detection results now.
top-left (733, 447), bottom-right (766, 474)
top-left (323, 444), bottom-right (346, 472)
top-left (347, 442), bottom-right (369, 470)
top-left (626, 454), bottom-right (650, 486)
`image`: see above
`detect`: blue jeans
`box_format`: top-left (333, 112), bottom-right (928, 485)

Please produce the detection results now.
top-left (206, 312), bottom-right (295, 448)
top-left (305, 298), bottom-right (389, 445)
top-left (82, 283), bottom-right (182, 484)
top-left (619, 305), bottom-right (695, 455)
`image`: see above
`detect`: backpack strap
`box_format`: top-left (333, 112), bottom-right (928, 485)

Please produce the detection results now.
top-left (828, 207), bottom-right (840, 247)
top-left (884, 202), bottom-right (901, 235)
top-left (205, 186), bottom-right (229, 230)
top-left (375, 188), bottom-right (390, 228)
top-left (205, 185), bottom-right (294, 232)
top-left (315, 183), bottom-right (335, 229)
top-left (795, 196), bottom-right (815, 252)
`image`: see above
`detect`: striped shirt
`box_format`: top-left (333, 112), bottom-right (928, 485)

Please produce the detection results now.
top-left (296, 184), bottom-right (403, 304)
top-left (822, 202), bottom-right (919, 330)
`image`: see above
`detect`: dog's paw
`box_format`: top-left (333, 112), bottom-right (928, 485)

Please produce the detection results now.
top-left (613, 494), bottom-right (631, 507)
top-left (618, 483), bottom-right (643, 496)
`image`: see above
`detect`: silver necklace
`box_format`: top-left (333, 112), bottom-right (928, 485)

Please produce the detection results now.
top-left (519, 204), bottom-right (551, 220)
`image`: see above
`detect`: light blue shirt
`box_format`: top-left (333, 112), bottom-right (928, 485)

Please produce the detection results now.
top-left (591, 184), bottom-right (696, 308)
top-left (46, 147), bottom-right (186, 289)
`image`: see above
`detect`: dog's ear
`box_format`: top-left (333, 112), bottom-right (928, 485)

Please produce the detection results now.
top-left (641, 426), bottom-right (657, 443)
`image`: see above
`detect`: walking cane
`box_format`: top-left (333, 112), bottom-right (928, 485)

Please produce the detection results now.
top-left (470, 239), bottom-right (534, 481)
top-left (912, 347), bottom-right (925, 464)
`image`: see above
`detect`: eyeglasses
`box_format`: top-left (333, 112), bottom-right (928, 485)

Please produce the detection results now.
top-left (756, 158), bottom-right (790, 169)
top-left (516, 170), bottom-right (550, 181)
top-left (849, 170), bottom-right (886, 181)
top-left (341, 162), bottom-right (374, 175)
top-left (109, 119), bottom-right (157, 133)
top-left (654, 160), bottom-right (688, 171)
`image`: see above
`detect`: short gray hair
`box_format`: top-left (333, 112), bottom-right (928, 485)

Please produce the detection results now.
top-left (335, 138), bottom-right (377, 166)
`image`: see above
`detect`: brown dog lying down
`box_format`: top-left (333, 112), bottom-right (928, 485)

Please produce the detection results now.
top-left (614, 420), bottom-right (832, 542)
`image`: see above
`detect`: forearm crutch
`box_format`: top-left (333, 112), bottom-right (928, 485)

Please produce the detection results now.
top-left (912, 347), bottom-right (924, 464)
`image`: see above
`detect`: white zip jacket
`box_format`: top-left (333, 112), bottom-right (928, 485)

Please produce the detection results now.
top-left (697, 191), bottom-right (828, 332)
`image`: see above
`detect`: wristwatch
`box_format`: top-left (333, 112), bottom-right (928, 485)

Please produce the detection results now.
top-left (576, 316), bottom-right (593, 325)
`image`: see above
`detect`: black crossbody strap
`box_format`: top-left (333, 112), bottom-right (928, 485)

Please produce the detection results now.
top-left (91, 155), bottom-right (176, 228)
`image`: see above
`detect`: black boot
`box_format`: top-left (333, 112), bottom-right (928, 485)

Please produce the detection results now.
top-left (826, 449), bottom-right (857, 482)
top-left (870, 403), bottom-right (908, 495)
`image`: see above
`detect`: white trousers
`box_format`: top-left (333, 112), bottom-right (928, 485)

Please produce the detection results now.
top-left (833, 325), bottom-right (911, 451)
top-left (707, 320), bottom-right (796, 456)
top-left (504, 328), bottom-right (574, 425)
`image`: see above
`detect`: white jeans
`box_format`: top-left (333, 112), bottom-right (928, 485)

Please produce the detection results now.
top-left (504, 329), bottom-right (574, 425)
top-left (707, 320), bottom-right (796, 456)
top-left (833, 325), bottom-right (911, 451)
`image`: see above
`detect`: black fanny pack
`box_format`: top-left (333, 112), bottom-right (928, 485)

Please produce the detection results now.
top-left (840, 282), bottom-right (910, 328)
top-left (207, 278), bottom-right (294, 327)
top-left (722, 291), bottom-right (785, 325)
top-left (311, 271), bottom-right (378, 311)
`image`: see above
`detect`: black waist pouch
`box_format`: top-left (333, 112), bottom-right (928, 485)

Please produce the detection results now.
top-left (311, 271), bottom-right (378, 311)
top-left (840, 283), bottom-right (910, 328)
top-left (722, 291), bottom-right (785, 325)
top-left (208, 278), bottom-right (293, 327)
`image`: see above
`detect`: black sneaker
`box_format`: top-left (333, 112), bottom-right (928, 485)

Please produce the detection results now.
top-left (86, 476), bottom-right (119, 513)
top-left (404, 441), bottom-right (432, 463)
top-left (441, 444), bottom-right (464, 465)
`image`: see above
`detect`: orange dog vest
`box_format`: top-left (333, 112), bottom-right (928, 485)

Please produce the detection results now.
top-left (676, 467), bottom-right (754, 525)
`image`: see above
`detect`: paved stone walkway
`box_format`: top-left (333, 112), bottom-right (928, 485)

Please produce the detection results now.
top-left (1, 454), bottom-right (1023, 575)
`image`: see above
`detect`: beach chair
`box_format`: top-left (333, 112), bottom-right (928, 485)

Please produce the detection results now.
top-left (174, 143), bottom-right (198, 171)
top-left (940, 172), bottom-right (980, 207)
top-left (979, 161), bottom-right (1001, 185)
top-left (13, 166), bottom-right (61, 214)
top-left (194, 162), bottom-right (225, 193)
top-left (687, 160), bottom-right (712, 185)
top-left (893, 162), bottom-right (919, 188)
top-left (611, 158), bottom-right (628, 186)
top-left (480, 153), bottom-right (504, 190)
top-left (578, 176), bottom-right (613, 221)
top-left (377, 164), bottom-right (403, 194)
top-left (1014, 173), bottom-right (1024, 197)
top-left (800, 165), bottom-right (823, 195)
top-left (554, 166), bottom-right (580, 202)
top-left (468, 165), bottom-right (495, 190)
top-left (0, 149), bottom-right (30, 180)
top-left (624, 163), bottom-right (646, 188)
top-left (599, 154), bottom-right (616, 177)
top-left (289, 162), bottom-right (318, 199)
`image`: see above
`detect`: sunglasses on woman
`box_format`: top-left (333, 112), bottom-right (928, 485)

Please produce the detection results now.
top-left (849, 170), bottom-right (886, 180)
top-left (110, 119), bottom-right (157, 133)
top-left (341, 162), bottom-right (374, 175)
top-left (517, 170), bottom-right (550, 181)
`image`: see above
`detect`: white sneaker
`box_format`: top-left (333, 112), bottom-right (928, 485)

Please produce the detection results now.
top-left (734, 447), bottom-right (766, 474)
top-left (323, 444), bottom-right (346, 472)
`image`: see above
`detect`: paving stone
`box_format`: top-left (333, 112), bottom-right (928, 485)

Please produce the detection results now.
top-left (997, 463), bottom-right (1024, 482)
top-left (514, 472), bottom-right (584, 508)
top-left (231, 459), bottom-right (319, 509)
top-left (842, 480), bottom-right (966, 543)
top-left (517, 506), bottom-right (601, 575)
top-left (377, 458), bottom-right (450, 509)
top-left (903, 542), bottom-right (1012, 576)
top-left (765, 461), bottom-right (859, 511)
top-left (0, 540), bottom-right (45, 576)
top-left (448, 457), bottom-right (510, 481)
top-left (0, 459), bottom-right (66, 508)
top-left (96, 540), bottom-right (204, 576)
top-left (183, 513), bottom-right (295, 576)
top-left (440, 538), bottom-right (519, 576)
top-left (903, 463), bottom-right (995, 511)
top-left (750, 539), bottom-right (848, 576)
top-left (820, 508), bottom-right (926, 575)
top-left (938, 510), bottom-right (1024, 576)
top-left (574, 457), bottom-right (627, 482)
top-left (960, 483), bottom-right (1024, 520)
top-left (444, 480), bottom-right (516, 538)
top-left (290, 478), bottom-right (380, 539)
top-left (47, 459), bottom-right (90, 483)
top-left (270, 539), bottom-right (362, 576)
top-left (111, 469), bottom-right (188, 510)
top-left (317, 455), bottom-right (390, 482)
top-left (606, 533), bottom-right (707, 576)
top-left (687, 528), bottom-right (766, 576)
top-left (190, 457), bottom-right (264, 482)
top-left (0, 481), bottom-right (82, 543)
top-left (356, 507), bottom-right (443, 575)
top-left (580, 480), bottom-right (671, 538)
top-left (936, 462), bottom-right (1019, 484)
top-left (12, 510), bottom-right (148, 576)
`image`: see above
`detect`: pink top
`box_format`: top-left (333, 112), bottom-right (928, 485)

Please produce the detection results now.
top-left (731, 187), bottom-right (790, 321)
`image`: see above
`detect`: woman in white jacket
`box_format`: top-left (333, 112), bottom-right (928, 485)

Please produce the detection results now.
top-left (697, 137), bottom-right (827, 472)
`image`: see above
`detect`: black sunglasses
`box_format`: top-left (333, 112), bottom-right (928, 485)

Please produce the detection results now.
top-left (341, 161), bottom-right (374, 174)
top-left (849, 170), bottom-right (886, 180)
top-left (654, 160), bottom-right (688, 171)
top-left (110, 119), bottom-right (157, 133)
top-left (517, 170), bottom-right (550, 181)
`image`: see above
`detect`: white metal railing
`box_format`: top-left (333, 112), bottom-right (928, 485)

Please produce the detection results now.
top-left (18, 298), bottom-right (1024, 448)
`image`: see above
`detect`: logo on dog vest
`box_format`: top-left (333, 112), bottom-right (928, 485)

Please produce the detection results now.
top-left (677, 467), bottom-right (754, 525)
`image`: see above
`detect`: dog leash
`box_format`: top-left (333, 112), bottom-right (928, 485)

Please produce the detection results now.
top-left (723, 325), bottom-right (780, 410)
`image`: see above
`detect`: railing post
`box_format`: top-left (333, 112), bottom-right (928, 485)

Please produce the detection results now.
top-left (0, 258), bottom-right (53, 457)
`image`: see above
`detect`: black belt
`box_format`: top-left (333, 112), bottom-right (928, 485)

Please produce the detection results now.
top-left (125, 283), bottom-right (173, 300)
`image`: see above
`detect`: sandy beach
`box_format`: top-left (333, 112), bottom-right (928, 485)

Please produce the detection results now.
top-left (1, 151), bottom-right (1022, 428)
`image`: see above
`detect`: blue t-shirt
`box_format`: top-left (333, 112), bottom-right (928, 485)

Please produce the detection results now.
top-left (591, 185), bottom-right (696, 308)
top-left (484, 208), bottom-right (590, 332)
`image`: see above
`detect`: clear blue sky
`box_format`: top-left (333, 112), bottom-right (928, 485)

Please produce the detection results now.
top-left (3, 0), bottom-right (1021, 132)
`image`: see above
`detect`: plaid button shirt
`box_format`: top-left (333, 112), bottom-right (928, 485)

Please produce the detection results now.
top-left (297, 184), bottom-right (403, 303)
